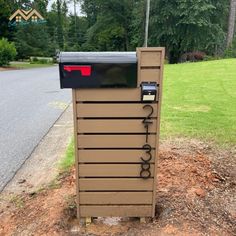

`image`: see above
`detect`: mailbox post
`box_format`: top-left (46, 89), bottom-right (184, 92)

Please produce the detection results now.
top-left (59, 47), bottom-right (165, 222)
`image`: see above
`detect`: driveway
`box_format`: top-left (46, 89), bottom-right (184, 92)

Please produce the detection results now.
top-left (0, 66), bottom-right (71, 191)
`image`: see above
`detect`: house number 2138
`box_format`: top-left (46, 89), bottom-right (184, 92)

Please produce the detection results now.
top-left (140, 105), bottom-right (153, 179)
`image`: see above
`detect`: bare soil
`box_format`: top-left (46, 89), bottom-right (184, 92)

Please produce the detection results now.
top-left (0, 67), bottom-right (19, 71)
top-left (0, 138), bottom-right (235, 236)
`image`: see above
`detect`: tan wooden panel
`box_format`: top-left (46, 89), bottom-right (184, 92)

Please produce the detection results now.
top-left (80, 205), bottom-right (153, 217)
top-left (72, 90), bottom-right (81, 218)
top-left (78, 134), bottom-right (156, 148)
top-left (80, 192), bottom-right (152, 204)
top-left (77, 104), bottom-right (157, 118)
top-left (76, 89), bottom-right (140, 101)
top-left (78, 164), bottom-right (154, 177)
top-left (79, 178), bottom-right (153, 191)
top-left (77, 119), bottom-right (157, 133)
top-left (78, 149), bottom-right (156, 163)
top-left (140, 69), bottom-right (160, 83)
top-left (140, 51), bottom-right (161, 67)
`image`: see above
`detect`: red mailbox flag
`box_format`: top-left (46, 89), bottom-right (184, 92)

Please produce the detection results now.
top-left (63, 65), bottom-right (91, 76)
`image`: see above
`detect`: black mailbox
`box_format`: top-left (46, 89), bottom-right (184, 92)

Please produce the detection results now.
top-left (59, 52), bottom-right (137, 89)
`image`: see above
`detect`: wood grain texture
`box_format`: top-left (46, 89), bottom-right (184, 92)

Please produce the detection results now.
top-left (78, 149), bottom-right (156, 163)
top-left (140, 69), bottom-right (160, 83)
top-left (77, 103), bottom-right (157, 118)
top-left (140, 51), bottom-right (161, 67)
top-left (78, 134), bottom-right (156, 148)
top-left (80, 192), bottom-right (152, 204)
top-left (80, 205), bottom-right (153, 217)
top-left (137, 47), bottom-right (165, 217)
top-left (78, 164), bottom-right (154, 177)
top-left (77, 119), bottom-right (157, 133)
top-left (152, 48), bottom-right (165, 217)
top-left (75, 89), bottom-right (141, 101)
top-left (72, 90), bottom-right (81, 218)
top-left (79, 178), bottom-right (153, 191)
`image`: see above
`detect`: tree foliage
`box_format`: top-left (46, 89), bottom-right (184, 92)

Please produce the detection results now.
top-left (0, 0), bottom-right (12, 39)
top-left (0, 0), bottom-right (235, 63)
top-left (0, 38), bottom-right (17, 66)
top-left (149, 0), bottom-right (228, 63)
top-left (14, 24), bottom-right (53, 59)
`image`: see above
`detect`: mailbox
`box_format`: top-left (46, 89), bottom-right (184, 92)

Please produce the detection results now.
top-left (59, 52), bottom-right (137, 88)
top-left (59, 48), bottom-right (165, 223)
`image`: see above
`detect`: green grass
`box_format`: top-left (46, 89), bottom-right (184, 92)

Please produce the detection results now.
top-left (161, 59), bottom-right (236, 146)
top-left (10, 62), bottom-right (54, 69)
top-left (58, 139), bottom-right (74, 172)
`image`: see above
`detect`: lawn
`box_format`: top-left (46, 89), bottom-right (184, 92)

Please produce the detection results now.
top-left (161, 59), bottom-right (236, 146)
top-left (10, 62), bottom-right (54, 69)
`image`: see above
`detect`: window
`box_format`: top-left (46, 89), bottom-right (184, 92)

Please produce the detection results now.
top-left (16, 16), bottom-right (22, 22)
top-left (32, 16), bottom-right (38, 22)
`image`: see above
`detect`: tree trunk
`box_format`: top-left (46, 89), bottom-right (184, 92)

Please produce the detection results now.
top-left (226, 0), bottom-right (236, 48)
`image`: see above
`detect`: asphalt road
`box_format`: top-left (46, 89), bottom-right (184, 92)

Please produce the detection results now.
top-left (0, 66), bottom-right (71, 191)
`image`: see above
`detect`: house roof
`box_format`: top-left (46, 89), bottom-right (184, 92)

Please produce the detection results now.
top-left (9, 9), bottom-right (44, 21)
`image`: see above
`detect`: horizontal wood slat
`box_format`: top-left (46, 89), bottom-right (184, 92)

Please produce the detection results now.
top-left (140, 51), bottom-right (161, 67)
top-left (140, 69), bottom-right (160, 83)
top-left (77, 104), bottom-right (157, 118)
top-left (80, 192), bottom-right (152, 204)
top-left (76, 89), bottom-right (140, 102)
top-left (79, 178), bottom-right (153, 191)
top-left (77, 119), bottom-right (157, 133)
top-left (79, 164), bottom-right (154, 177)
top-left (80, 205), bottom-right (153, 217)
top-left (78, 149), bottom-right (156, 163)
top-left (78, 134), bottom-right (156, 148)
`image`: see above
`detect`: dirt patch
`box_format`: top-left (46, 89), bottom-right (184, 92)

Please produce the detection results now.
top-left (0, 138), bottom-right (235, 236)
top-left (0, 67), bottom-right (19, 71)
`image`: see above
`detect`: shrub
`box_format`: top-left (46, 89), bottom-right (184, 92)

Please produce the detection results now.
top-left (180, 51), bottom-right (206, 63)
top-left (31, 57), bottom-right (39, 63)
top-left (203, 55), bottom-right (220, 61)
top-left (0, 38), bottom-right (17, 66)
top-left (30, 57), bottom-right (53, 64)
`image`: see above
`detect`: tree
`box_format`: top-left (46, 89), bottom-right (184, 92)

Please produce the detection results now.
top-left (226, 0), bottom-right (236, 47)
top-left (33, 0), bottom-right (49, 17)
top-left (0, 38), bottom-right (17, 66)
top-left (130, 0), bottom-right (146, 48)
top-left (82, 0), bottom-right (138, 51)
top-left (56, 0), bottom-right (64, 49)
top-left (149, 0), bottom-right (226, 63)
top-left (0, 0), bottom-right (11, 39)
top-left (66, 15), bottom-right (88, 50)
top-left (14, 23), bottom-right (53, 59)
top-left (81, 0), bottom-right (100, 27)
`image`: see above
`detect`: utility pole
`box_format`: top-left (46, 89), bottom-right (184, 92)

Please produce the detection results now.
top-left (144, 0), bottom-right (150, 47)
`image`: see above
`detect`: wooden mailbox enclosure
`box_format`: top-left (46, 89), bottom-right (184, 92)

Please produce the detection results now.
top-left (72, 47), bottom-right (165, 219)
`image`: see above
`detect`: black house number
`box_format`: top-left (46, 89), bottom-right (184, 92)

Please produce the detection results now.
top-left (140, 105), bottom-right (153, 179)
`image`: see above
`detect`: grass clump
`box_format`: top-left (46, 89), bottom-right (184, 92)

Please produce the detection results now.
top-left (58, 139), bottom-right (75, 172)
